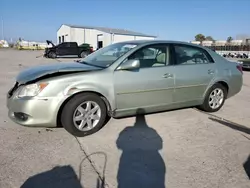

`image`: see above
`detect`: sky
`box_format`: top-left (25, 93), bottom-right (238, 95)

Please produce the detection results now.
top-left (1, 0), bottom-right (250, 42)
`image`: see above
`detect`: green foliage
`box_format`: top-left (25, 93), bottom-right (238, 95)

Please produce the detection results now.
top-left (195, 34), bottom-right (206, 42)
top-left (205, 36), bottom-right (214, 41)
top-left (227, 36), bottom-right (233, 43)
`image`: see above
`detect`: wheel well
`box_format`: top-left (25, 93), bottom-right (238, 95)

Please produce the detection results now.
top-left (56, 91), bottom-right (111, 127)
top-left (217, 81), bottom-right (229, 93)
top-left (80, 51), bottom-right (87, 54)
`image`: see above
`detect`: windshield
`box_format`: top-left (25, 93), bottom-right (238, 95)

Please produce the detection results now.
top-left (80, 42), bottom-right (138, 68)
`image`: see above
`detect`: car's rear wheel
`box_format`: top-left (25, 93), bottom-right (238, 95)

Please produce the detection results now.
top-left (80, 51), bottom-right (88, 58)
top-left (61, 93), bottom-right (108, 137)
top-left (49, 52), bottom-right (56, 58)
top-left (199, 83), bottom-right (227, 112)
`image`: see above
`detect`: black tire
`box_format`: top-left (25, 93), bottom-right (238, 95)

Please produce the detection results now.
top-left (199, 83), bottom-right (227, 112)
top-left (49, 51), bottom-right (56, 59)
top-left (80, 51), bottom-right (88, 58)
top-left (61, 93), bottom-right (108, 137)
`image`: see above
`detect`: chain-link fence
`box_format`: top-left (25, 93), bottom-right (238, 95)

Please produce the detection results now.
top-left (206, 45), bottom-right (250, 52)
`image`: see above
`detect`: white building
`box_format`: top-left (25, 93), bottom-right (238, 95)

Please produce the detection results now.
top-left (230, 40), bottom-right (243, 45)
top-left (190, 41), bottom-right (200, 45)
top-left (17, 40), bottom-right (50, 50)
top-left (57, 24), bottom-right (156, 49)
top-left (202, 40), bottom-right (213, 46)
top-left (214, 40), bottom-right (227, 46)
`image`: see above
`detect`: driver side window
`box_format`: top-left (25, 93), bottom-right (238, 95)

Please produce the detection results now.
top-left (128, 45), bottom-right (169, 68)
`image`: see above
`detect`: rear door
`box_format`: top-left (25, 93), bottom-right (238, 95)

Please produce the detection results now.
top-left (172, 44), bottom-right (216, 103)
top-left (69, 42), bottom-right (79, 55)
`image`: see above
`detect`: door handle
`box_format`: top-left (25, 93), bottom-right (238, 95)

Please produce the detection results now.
top-left (208, 69), bottom-right (215, 74)
top-left (163, 73), bottom-right (173, 78)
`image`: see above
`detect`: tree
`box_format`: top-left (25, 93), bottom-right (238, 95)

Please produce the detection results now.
top-left (205, 36), bottom-right (214, 41)
top-left (195, 34), bottom-right (206, 44)
top-left (227, 36), bottom-right (233, 43)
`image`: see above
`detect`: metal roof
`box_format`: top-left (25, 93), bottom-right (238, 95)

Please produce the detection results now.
top-left (63, 24), bottom-right (157, 38)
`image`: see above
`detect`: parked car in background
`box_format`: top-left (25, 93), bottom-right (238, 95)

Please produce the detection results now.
top-left (7, 40), bottom-right (243, 137)
top-left (239, 59), bottom-right (250, 70)
top-left (0, 40), bottom-right (9, 48)
top-left (44, 41), bottom-right (94, 58)
top-left (222, 52), bottom-right (249, 59)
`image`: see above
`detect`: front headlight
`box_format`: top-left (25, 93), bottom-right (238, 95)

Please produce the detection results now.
top-left (17, 83), bottom-right (48, 98)
top-left (238, 61), bottom-right (243, 64)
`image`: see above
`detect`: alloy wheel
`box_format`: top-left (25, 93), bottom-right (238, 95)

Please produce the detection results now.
top-left (208, 88), bottom-right (224, 109)
top-left (73, 101), bottom-right (101, 131)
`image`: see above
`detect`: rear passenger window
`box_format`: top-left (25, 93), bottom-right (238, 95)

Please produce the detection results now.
top-left (70, 43), bottom-right (77, 47)
top-left (174, 45), bottom-right (213, 65)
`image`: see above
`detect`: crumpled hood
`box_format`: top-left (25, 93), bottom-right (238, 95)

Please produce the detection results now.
top-left (16, 62), bottom-right (102, 83)
top-left (46, 40), bottom-right (55, 47)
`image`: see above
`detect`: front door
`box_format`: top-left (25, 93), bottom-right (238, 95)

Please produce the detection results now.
top-left (57, 42), bottom-right (70, 56)
top-left (114, 44), bottom-right (175, 112)
top-left (172, 44), bottom-right (216, 103)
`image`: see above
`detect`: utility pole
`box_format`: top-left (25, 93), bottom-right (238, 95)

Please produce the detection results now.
top-left (1, 17), bottom-right (4, 40)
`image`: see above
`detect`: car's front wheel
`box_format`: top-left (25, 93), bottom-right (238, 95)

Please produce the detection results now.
top-left (49, 52), bottom-right (57, 59)
top-left (61, 93), bottom-right (108, 137)
top-left (199, 83), bottom-right (227, 112)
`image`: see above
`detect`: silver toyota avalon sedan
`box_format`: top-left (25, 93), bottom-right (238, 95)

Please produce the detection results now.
top-left (7, 40), bottom-right (243, 137)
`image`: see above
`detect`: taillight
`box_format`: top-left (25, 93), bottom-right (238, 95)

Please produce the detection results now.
top-left (90, 47), bottom-right (93, 52)
top-left (236, 64), bottom-right (243, 74)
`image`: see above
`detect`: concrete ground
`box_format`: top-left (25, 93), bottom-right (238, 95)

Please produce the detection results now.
top-left (0, 49), bottom-right (249, 188)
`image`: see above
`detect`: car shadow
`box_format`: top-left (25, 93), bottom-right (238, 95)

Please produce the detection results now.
top-left (209, 117), bottom-right (250, 180)
top-left (20, 165), bottom-right (82, 188)
top-left (114, 106), bottom-right (192, 120)
top-left (116, 109), bottom-right (166, 188)
top-left (209, 117), bottom-right (250, 135)
top-left (20, 156), bottom-right (107, 188)
top-left (57, 56), bottom-right (79, 59)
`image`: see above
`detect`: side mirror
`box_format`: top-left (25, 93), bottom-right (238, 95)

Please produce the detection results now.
top-left (117, 59), bottom-right (140, 70)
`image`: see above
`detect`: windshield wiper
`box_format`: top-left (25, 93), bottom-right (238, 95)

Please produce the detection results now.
top-left (78, 61), bottom-right (105, 68)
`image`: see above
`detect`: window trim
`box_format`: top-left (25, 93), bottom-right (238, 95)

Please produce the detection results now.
top-left (172, 44), bottom-right (215, 66)
top-left (119, 43), bottom-right (172, 70)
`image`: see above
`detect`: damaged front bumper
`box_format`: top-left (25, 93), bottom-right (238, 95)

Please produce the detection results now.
top-left (6, 86), bottom-right (66, 128)
top-left (43, 48), bottom-right (49, 58)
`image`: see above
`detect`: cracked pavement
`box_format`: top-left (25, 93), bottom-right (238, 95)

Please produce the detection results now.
top-left (0, 49), bottom-right (249, 188)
